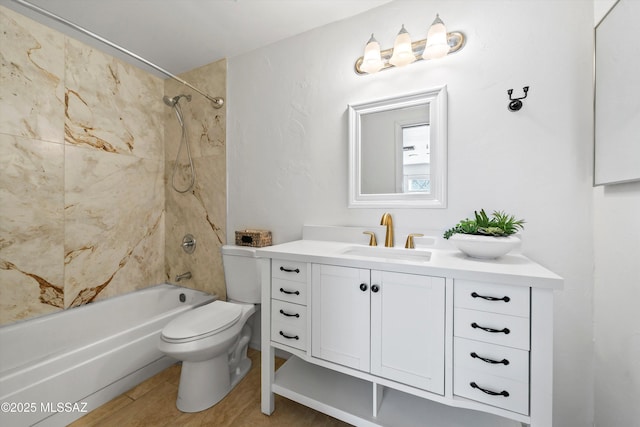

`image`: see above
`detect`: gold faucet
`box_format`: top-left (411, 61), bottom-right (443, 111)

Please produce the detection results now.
top-left (363, 231), bottom-right (377, 246)
top-left (380, 213), bottom-right (394, 247)
top-left (405, 233), bottom-right (424, 249)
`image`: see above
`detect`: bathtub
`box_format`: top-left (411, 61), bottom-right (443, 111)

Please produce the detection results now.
top-left (0, 283), bottom-right (215, 427)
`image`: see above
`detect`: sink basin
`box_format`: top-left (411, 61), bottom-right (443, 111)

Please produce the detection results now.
top-left (341, 246), bottom-right (432, 262)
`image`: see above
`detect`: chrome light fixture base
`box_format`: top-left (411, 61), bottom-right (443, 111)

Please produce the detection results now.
top-left (354, 31), bottom-right (465, 75)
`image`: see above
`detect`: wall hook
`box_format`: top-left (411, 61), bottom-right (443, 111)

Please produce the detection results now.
top-left (507, 86), bottom-right (529, 111)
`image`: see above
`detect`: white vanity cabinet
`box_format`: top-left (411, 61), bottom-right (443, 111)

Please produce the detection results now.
top-left (311, 265), bottom-right (445, 394)
top-left (258, 239), bottom-right (562, 427)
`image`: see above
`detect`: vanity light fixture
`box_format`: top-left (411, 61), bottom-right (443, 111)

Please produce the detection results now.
top-left (355, 14), bottom-right (465, 75)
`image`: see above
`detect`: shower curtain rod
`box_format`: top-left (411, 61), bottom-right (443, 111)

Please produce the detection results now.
top-left (12, 0), bottom-right (224, 109)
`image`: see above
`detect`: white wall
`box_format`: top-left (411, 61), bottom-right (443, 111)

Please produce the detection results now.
top-left (593, 183), bottom-right (640, 426)
top-left (228, 1), bottom-right (595, 425)
top-left (592, 2), bottom-right (640, 426)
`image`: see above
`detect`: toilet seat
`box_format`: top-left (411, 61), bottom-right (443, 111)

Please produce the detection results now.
top-left (161, 301), bottom-right (242, 343)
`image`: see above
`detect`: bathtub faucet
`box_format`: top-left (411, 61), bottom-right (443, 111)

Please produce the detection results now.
top-left (175, 272), bottom-right (192, 282)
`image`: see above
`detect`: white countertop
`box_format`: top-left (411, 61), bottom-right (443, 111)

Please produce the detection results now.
top-left (255, 240), bottom-right (563, 290)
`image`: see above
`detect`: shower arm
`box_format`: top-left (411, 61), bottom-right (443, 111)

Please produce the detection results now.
top-left (11, 0), bottom-right (224, 109)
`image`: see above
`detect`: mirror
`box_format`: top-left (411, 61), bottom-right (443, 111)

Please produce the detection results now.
top-left (348, 86), bottom-right (447, 208)
top-left (594, 0), bottom-right (640, 185)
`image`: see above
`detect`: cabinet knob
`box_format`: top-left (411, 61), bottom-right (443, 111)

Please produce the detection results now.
top-left (371, 284), bottom-right (380, 293)
top-left (360, 283), bottom-right (368, 292)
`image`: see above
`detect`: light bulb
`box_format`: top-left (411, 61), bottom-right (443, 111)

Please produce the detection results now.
top-left (389, 25), bottom-right (415, 67)
top-left (360, 34), bottom-right (384, 74)
top-left (423, 14), bottom-right (450, 60)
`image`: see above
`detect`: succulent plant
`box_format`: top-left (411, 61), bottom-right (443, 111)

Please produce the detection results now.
top-left (443, 209), bottom-right (525, 239)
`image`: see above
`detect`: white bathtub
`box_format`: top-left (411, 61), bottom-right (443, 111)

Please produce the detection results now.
top-left (0, 284), bottom-right (215, 427)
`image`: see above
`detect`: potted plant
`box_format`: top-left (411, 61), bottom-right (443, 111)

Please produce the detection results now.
top-left (443, 209), bottom-right (525, 258)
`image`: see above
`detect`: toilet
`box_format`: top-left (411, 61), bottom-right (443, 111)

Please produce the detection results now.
top-left (158, 245), bottom-right (261, 412)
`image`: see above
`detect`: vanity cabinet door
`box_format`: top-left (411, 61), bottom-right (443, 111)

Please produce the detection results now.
top-left (311, 264), bottom-right (371, 371)
top-left (370, 271), bottom-right (445, 394)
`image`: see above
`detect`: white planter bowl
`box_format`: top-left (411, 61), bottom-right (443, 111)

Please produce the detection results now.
top-left (449, 234), bottom-right (520, 259)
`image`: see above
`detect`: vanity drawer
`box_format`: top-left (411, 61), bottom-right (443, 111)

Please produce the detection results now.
top-left (454, 308), bottom-right (530, 350)
top-left (272, 319), bottom-right (306, 351)
top-left (272, 259), bottom-right (307, 283)
top-left (454, 366), bottom-right (529, 415)
top-left (271, 300), bottom-right (307, 328)
top-left (454, 280), bottom-right (529, 318)
top-left (272, 278), bottom-right (307, 305)
top-left (454, 337), bottom-right (529, 383)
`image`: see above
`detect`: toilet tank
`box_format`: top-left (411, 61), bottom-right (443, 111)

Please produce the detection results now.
top-left (221, 245), bottom-right (261, 303)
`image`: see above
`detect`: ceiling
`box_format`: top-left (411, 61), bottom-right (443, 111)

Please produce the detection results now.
top-left (2, 0), bottom-right (392, 77)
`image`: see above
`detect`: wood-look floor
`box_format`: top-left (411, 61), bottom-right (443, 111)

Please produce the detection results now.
top-left (70, 349), bottom-right (351, 427)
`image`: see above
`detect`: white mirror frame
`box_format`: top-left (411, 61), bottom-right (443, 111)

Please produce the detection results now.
top-left (348, 86), bottom-right (448, 208)
top-left (594, 0), bottom-right (640, 185)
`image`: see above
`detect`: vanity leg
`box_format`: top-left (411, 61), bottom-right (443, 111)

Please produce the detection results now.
top-left (260, 258), bottom-right (275, 415)
top-left (372, 383), bottom-right (384, 417)
top-left (260, 345), bottom-right (275, 414)
top-left (529, 288), bottom-right (554, 427)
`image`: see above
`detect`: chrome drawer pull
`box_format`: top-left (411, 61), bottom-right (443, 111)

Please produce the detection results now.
top-left (279, 331), bottom-right (299, 340)
top-left (279, 288), bottom-right (300, 295)
top-left (470, 352), bottom-right (510, 365)
top-left (280, 266), bottom-right (300, 273)
top-left (279, 309), bottom-right (300, 318)
top-left (471, 292), bottom-right (510, 303)
top-left (471, 322), bottom-right (510, 334)
top-left (470, 382), bottom-right (509, 397)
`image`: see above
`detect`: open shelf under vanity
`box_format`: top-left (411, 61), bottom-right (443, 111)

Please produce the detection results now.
top-left (273, 356), bottom-right (521, 427)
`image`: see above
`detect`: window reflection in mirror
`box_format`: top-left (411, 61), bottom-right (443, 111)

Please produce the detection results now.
top-left (402, 124), bottom-right (430, 193)
top-left (348, 86), bottom-right (447, 208)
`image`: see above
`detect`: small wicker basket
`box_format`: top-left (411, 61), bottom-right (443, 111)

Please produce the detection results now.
top-left (235, 229), bottom-right (272, 247)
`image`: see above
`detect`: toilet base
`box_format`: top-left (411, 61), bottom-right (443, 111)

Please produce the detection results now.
top-left (175, 324), bottom-right (253, 413)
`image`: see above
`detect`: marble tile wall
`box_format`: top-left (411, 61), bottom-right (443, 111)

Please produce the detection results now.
top-left (164, 59), bottom-right (227, 299)
top-left (63, 35), bottom-right (166, 305)
top-left (0, 6), bottom-right (171, 325)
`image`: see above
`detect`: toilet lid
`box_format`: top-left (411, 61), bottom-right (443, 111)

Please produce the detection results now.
top-left (162, 300), bottom-right (242, 342)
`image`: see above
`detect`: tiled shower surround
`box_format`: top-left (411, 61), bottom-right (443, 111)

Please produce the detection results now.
top-left (0, 6), bottom-right (227, 325)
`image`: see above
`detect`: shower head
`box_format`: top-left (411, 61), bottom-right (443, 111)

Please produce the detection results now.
top-left (163, 94), bottom-right (192, 107)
